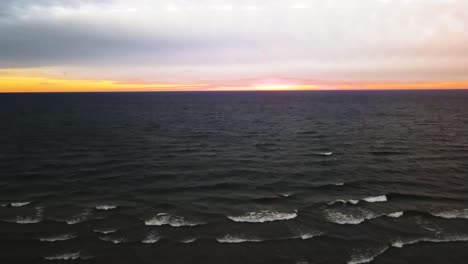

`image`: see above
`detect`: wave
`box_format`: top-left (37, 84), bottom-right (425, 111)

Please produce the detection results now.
top-left (7, 206), bottom-right (44, 224)
top-left (181, 238), bottom-right (197, 243)
top-left (298, 232), bottom-right (322, 240)
top-left (430, 209), bottom-right (468, 219)
top-left (227, 210), bottom-right (297, 223)
top-left (326, 209), bottom-right (404, 225)
top-left (39, 233), bottom-right (77, 242)
top-left (347, 246), bottom-right (389, 264)
top-left (145, 213), bottom-right (204, 227)
top-left (142, 232), bottom-right (160, 244)
top-left (387, 211), bottom-right (404, 218)
top-left (362, 195), bottom-right (387, 203)
top-left (65, 210), bottom-right (92, 225)
top-left (328, 199), bottom-right (359, 206)
top-left (99, 236), bottom-right (125, 244)
top-left (45, 252), bottom-right (83, 261)
top-left (392, 235), bottom-right (468, 248)
top-left (314, 152), bottom-right (333, 156)
top-left (10, 201), bottom-right (31, 207)
top-left (93, 229), bottom-right (117, 234)
top-left (217, 235), bottom-right (263, 243)
top-left (96, 205), bottom-right (117, 210)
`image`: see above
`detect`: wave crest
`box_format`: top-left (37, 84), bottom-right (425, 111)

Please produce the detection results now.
top-left (144, 213), bottom-right (204, 227)
top-left (39, 233), bottom-right (77, 242)
top-left (227, 210), bottom-right (297, 223)
top-left (362, 195), bottom-right (387, 203)
top-left (430, 209), bottom-right (468, 219)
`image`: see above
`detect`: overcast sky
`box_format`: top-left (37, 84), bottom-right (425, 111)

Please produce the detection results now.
top-left (1, 0), bottom-right (467, 83)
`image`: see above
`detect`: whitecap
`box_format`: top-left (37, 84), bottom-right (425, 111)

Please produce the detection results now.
top-left (227, 210), bottom-right (297, 223)
top-left (45, 252), bottom-right (81, 261)
top-left (280, 193), bottom-right (293, 197)
top-left (333, 182), bottom-right (345, 186)
top-left (10, 201), bottom-right (31, 207)
top-left (39, 233), bottom-right (77, 242)
top-left (362, 195), bottom-right (387, 203)
top-left (216, 235), bottom-right (263, 243)
top-left (181, 238), bottom-right (197, 243)
top-left (325, 209), bottom-right (378, 225)
top-left (430, 209), bottom-right (468, 219)
top-left (66, 210), bottom-right (91, 225)
top-left (328, 199), bottom-right (360, 206)
top-left (144, 213), bottom-right (204, 227)
top-left (99, 236), bottom-right (125, 244)
top-left (299, 232), bottom-right (322, 240)
top-left (142, 232), bottom-right (160, 244)
top-left (387, 211), bottom-right (404, 218)
top-left (12, 216), bottom-right (42, 224)
top-left (315, 152), bottom-right (333, 156)
top-left (392, 235), bottom-right (468, 248)
top-left (96, 205), bottom-right (117, 210)
top-left (93, 229), bottom-right (117, 234)
top-left (347, 246), bottom-right (389, 264)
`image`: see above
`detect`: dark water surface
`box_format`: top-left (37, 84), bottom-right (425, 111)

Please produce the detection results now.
top-left (0, 91), bottom-right (468, 264)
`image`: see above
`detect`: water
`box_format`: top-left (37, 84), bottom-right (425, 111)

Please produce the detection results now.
top-left (0, 90), bottom-right (467, 264)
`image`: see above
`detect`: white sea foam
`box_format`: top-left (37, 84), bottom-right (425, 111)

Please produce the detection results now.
top-left (347, 246), bottom-right (389, 264)
top-left (333, 182), bottom-right (345, 186)
top-left (66, 210), bottom-right (91, 225)
top-left (227, 210), bottom-right (297, 223)
top-left (430, 209), bottom-right (468, 219)
top-left (299, 232), bottom-right (322, 240)
top-left (145, 213), bottom-right (204, 227)
top-left (362, 195), bottom-right (387, 203)
top-left (392, 235), bottom-right (468, 248)
top-left (181, 238), bottom-right (197, 243)
top-left (13, 216), bottom-right (42, 224)
top-left (93, 229), bottom-right (117, 234)
top-left (325, 209), bottom-right (378, 225)
top-left (45, 252), bottom-right (82, 261)
top-left (99, 236), bottom-right (125, 244)
top-left (280, 193), bottom-right (293, 197)
top-left (142, 232), bottom-right (160, 244)
top-left (39, 233), bottom-right (77, 242)
top-left (96, 205), bottom-right (117, 210)
top-left (315, 152), bottom-right (333, 156)
top-left (216, 235), bottom-right (263, 243)
top-left (328, 199), bottom-right (360, 206)
top-left (10, 201), bottom-right (31, 207)
top-left (387, 211), bottom-right (404, 218)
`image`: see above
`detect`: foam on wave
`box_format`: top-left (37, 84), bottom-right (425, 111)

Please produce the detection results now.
top-left (45, 252), bottom-right (82, 261)
top-left (145, 213), bottom-right (204, 227)
top-left (362, 195), bottom-right (387, 203)
top-left (181, 238), bottom-right (197, 243)
top-left (387, 211), bottom-right (404, 218)
top-left (216, 235), bottom-right (263, 243)
top-left (227, 210), bottom-right (297, 223)
top-left (65, 210), bottom-right (92, 225)
top-left (93, 229), bottom-right (117, 234)
top-left (8, 206), bottom-right (44, 224)
top-left (328, 199), bottom-right (360, 206)
top-left (39, 233), bottom-right (77, 242)
top-left (392, 235), bottom-right (468, 248)
top-left (347, 246), bottom-right (389, 264)
top-left (142, 232), bottom-right (160, 244)
top-left (10, 201), bottom-right (31, 207)
top-left (430, 209), bottom-right (468, 219)
top-left (95, 205), bottom-right (117, 210)
top-left (99, 236), bottom-right (125, 244)
top-left (314, 152), bottom-right (333, 156)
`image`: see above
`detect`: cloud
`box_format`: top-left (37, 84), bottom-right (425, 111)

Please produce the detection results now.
top-left (0, 0), bottom-right (467, 82)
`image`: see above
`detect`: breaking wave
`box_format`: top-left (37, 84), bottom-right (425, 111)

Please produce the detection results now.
top-left (10, 201), bottom-right (31, 207)
top-left (39, 233), bottom-right (77, 242)
top-left (45, 252), bottom-right (83, 261)
top-left (144, 213), bottom-right (204, 227)
top-left (326, 209), bottom-right (402, 225)
top-left (227, 210), bottom-right (297, 223)
top-left (328, 199), bottom-right (360, 206)
top-left (95, 205), bottom-right (117, 210)
top-left (430, 209), bottom-right (468, 219)
top-left (99, 236), bottom-right (125, 244)
top-left (65, 210), bottom-right (92, 225)
top-left (347, 246), bottom-right (389, 264)
top-left (362, 195), bottom-right (387, 203)
top-left (392, 234), bottom-right (468, 248)
top-left (142, 232), bottom-right (160, 244)
top-left (216, 235), bottom-right (263, 243)
top-left (93, 229), bottom-right (117, 234)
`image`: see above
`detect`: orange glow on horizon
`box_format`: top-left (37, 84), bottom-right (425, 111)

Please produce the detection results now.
top-left (1, 69), bottom-right (468, 92)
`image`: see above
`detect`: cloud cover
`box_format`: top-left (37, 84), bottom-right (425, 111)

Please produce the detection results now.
top-left (1, 0), bottom-right (467, 82)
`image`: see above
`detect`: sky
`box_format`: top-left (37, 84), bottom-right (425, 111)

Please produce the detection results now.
top-left (1, 0), bottom-right (468, 92)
